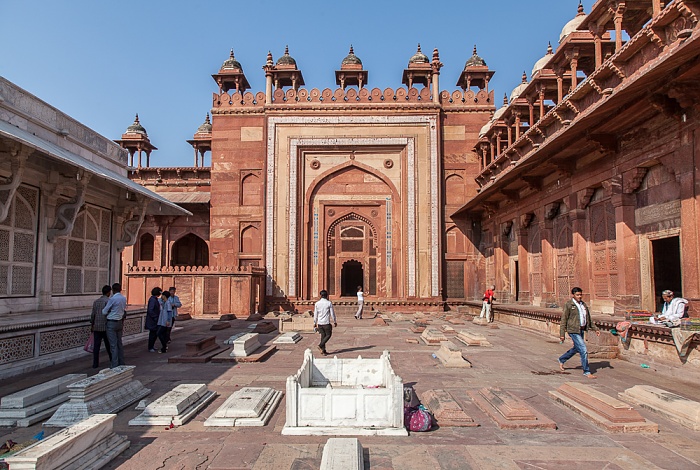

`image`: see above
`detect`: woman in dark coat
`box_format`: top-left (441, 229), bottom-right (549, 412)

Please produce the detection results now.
top-left (146, 287), bottom-right (162, 352)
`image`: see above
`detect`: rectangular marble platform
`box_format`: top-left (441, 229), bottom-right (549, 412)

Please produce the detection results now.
top-left (420, 328), bottom-right (447, 345)
top-left (211, 334), bottom-right (276, 363)
top-left (421, 389), bottom-right (477, 427)
top-left (129, 383), bottom-right (217, 426)
top-left (320, 438), bottom-right (364, 470)
top-left (223, 333), bottom-right (246, 345)
top-left (619, 385), bottom-right (700, 430)
top-left (274, 332), bottom-right (302, 344)
top-left (204, 387), bottom-right (282, 427)
top-left (469, 387), bottom-right (556, 429)
top-left (279, 316), bottom-right (315, 332)
top-left (168, 336), bottom-right (225, 363)
top-left (549, 382), bottom-right (658, 433)
top-left (4, 414), bottom-right (129, 469)
top-left (0, 374), bottom-right (86, 427)
top-left (44, 366), bottom-right (150, 428)
top-left (455, 330), bottom-right (491, 347)
top-left (435, 341), bottom-right (472, 368)
top-left (282, 349), bottom-right (407, 436)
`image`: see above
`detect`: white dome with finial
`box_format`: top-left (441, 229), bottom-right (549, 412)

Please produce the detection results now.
top-left (560, 2), bottom-right (587, 43)
top-left (510, 71), bottom-right (529, 102)
top-left (532, 43), bottom-right (554, 77)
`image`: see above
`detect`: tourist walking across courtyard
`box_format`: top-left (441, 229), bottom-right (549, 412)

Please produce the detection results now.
top-left (145, 287), bottom-right (162, 352)
top-left (354, 285), bottom-right (367, 320)
top-left (559, 287), bottom-right (600, 378)
top-left (313, 290), bottom-right (337, 356)
top-left (90, 285), bottom-right (113, 368)
top-left (480, 284), bottom-right (496, 322)
top-left (102, 282), bottom-right (127, 368)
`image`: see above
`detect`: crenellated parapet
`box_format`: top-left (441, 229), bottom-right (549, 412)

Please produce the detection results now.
top-left (212, 86), bottom-right (493, 111)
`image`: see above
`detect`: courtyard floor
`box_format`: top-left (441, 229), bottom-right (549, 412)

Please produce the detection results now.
top-left (1, 312), bottom-right (699, 470)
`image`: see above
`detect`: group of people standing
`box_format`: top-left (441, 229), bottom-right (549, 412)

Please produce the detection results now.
top-left (145, 286), bottom-right (182, 353)
top-left (89, 283), bottom-right (128, 369)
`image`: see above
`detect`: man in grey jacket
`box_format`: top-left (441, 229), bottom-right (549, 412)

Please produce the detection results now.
top-left (558, 287), bottom-right (600, 378)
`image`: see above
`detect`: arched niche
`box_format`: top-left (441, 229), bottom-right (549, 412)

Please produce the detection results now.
top-left (171, 233), bottom-right (209, 267)
top-left (139, 233), bottom-right (154, 261)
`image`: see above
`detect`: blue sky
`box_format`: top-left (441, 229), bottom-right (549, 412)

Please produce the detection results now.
top-left (1, 0), bottom-right (593, 167)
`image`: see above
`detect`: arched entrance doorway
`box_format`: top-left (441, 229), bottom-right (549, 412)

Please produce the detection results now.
top-left (171, 233), bottom-right (209, 267)
top-left (341, 260), bottom-right (363, 297)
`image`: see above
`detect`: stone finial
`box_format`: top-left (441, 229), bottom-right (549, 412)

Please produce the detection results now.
top-left (266, 51), bottom-right (273, 66)
top-left (417, 43), bottom-right (422, 53)
top-left (349, 44), bottom-right (354, 55)
top-left (578, 0), bottom-right (584, 15)
top-left (284, 45), bottom-right (289, 55)
top-left (522, 71), bottom-right (527, 83)
top-left (547, 41), bottom-right (553, 54)
top-left (473, 45), bottom-right (478, 55)
top-left (503, 93), bottom-right (508, 106)
top-left (433, 47), bottom-right (439, 62)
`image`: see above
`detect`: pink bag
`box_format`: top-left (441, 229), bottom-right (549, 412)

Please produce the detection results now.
top-left (84, 333), bottom-right (95, 353)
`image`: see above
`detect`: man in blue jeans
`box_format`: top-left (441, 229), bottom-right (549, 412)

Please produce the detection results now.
top-left (559, 287), bottom-right (600, 378)
top-left (102, 282), bottom-right (127, 368)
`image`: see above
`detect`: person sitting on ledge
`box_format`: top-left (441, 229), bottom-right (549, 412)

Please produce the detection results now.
top-left (651, 290), bottom-right (688, 328)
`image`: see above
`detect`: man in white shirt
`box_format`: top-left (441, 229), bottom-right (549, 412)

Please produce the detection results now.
top-left (313, 290), bottom-right (337, 355)
top-left (355, 286), bottom-right (367, 320)
top-left (658, 290), bottom-right (688, 327)
top-left (558, 287), bottom-right (600, 378)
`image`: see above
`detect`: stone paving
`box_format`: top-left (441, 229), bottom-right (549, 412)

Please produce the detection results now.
top-left (2, 313), bottom-right (700, 469)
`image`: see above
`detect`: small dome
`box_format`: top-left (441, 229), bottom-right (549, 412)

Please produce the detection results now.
top-left (196, 114), bottom-right (212, 134)
top-left (126, 114), bottom-right (147, 136)
top-left (560, 2), bottom-right (587, 43)
top-left (510, 71), bottom-right (529, 101)
top-left (408, 44), bottom-right (429, 64)
top-left (531, 43), bottom-right (554, 76)
top-left (342, 45), bottom-right (362, 66)
top-left (276, 45), bottom-right (297, 66)
top-left (221, 49), bottom-right (243, 71)
top-left (479, 120), bottom-right (493, 138)
top-left (492, 95), bottom-right (509, 122)
top-left (464, 45), bottom-right (487, 68)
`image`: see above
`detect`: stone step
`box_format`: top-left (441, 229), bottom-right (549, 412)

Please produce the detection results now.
top-left (619, 385), bottom-right (700, 431)
top-left (421, 389), bottom-right (478, 427)
top-left (129, 384), bottom-right (217, 426)
top-left (469, 387), bottom-right (556, 430)
top-left (44, 366), bottom-right (150, 428)
top-left (4, 414), bottom-right (129, 470)
top-left (320, 438), bottom-right (364, 470)
top-left (204, 387), bottom-right (283, 427)
top-left (549, 382), bottom-right (658, 433)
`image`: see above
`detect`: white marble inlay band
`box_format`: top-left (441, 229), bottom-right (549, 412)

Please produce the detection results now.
top-left (429, 116), bottom-right (439, 296)
top-left (266, 115), bottom-right (437, 298)
top-left (407, 138), bottom-right (416, 297)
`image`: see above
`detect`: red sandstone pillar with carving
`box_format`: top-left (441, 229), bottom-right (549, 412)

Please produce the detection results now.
top-left (569, 198), bottom-right (591, 296)
top-left (612, 192), bottom-right (640, 311)
top-left (516, 227), bottom-right (530, 303)
top-left (680, 130), bottom-right (700, 315)
top-left (540, 218), bottom-right (555, 305)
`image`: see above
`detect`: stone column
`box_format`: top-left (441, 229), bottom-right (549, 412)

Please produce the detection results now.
top-left (679, 132), bottom-right (700, 313)
top-left (516, 220), bottom-right (530, 303)
top-left (540, 216), bottom-right (555, 305)
top-left (37, 181), bottom-right (58, 309)
top-left (514, 112), bottom-right (522, 141)
top-left (569, 193), bottom-right (591, 295)
top-left (614, 5), bottom-right (626, 52)
top-left (612, 192), bottom-right (640, 310)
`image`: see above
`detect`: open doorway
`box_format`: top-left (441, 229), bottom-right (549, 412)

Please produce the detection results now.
top-left (341, 260), bottom-right (363, 297)
top-left (514, 260), bottom-right (520, 302)
top-left (652, 236), bottom-right (681, 311)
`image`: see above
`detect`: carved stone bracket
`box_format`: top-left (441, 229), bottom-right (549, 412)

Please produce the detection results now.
top-left (623, 167), bottom-right (648, 194)
top-left (0, 145), bottom-right (30, 224)
top-left (544, 201), bottom-right (561, 220)
top-left (117, 197), bottom-right (149, 251)
top-left (522, 176), bottom-right (542, 192)
top-left (577, 187), bottom-right (595, 210)
top-left (520, 213), bottom-right (535, 228)
top-left (47, 176), bottom-right (91, 243)
top-left (587, 133), bottom-right (618, 154)
top-left (501, 220), bottom-right (513, 238)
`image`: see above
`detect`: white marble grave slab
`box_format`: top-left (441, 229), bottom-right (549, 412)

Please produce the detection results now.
top-left (129, 384), bottom-right (217, 426)
top-left (0, 374), bottom-right (86, 427)
top-left (230, 333), bottom-right (261, 357)
top-left (44, 366), bottom-right (150, 428)
top-left (223, 333), bottom-right (247, 345)
top-left (4, 414), bottom-right (128, 470)
top-left (619, 385), bottom-right (700, 430)
top-left (204, 387), bottom-right (283, 427)
top-left (320, 438), bottom-right (365, 470)
top-left (273, 332), bottom-right (302, 344)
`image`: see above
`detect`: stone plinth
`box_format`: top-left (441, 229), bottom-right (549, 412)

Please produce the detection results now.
top-left (44, 366), bottom-right (150, 428)
top-left (223, 333), bottom-right (247, 345)
top-left (211, 333), bottom-right (276, 363)
top-left (410, 326), bottom-right (425, 334)
top-left (420, 328), bottom-right (447, 345)
top-left (219, 314), bottom-right (237, 321)
top-left (472, 317), bottom-right (488, 326)
top-left (440, 325), bottom-right (456, 334)
top-left (469, 388), bottom-right (556, 430)
top-left (372, 317), bottom-right (388, 326)
top-left (204, 387), bottom-right (282, 427)
top-left (4, 414), bottom-right (128, 470)
top-left (274, 332), bottom-right (302, 344)
top-left (282, 349), bottom-right (407, 436)
top-left (320, 438), bottom-right (364, 470)
top-left (456, 330), bottom-right (492, 347)
top-left (129, 384), bottom-right (217, 426)
top-left (253, 321), bottom-right (277, 333)
top-left (446, 317), bottom-right (465, 325)
top-left (175, 313), bottom-right (192, 321)
top-left (549, 382), bottom-right (658, 433)
top-left (280, 316), bottom-right (316, 332)
top-left (421, 389), bottom-right (477, 427)
top-left (168, 336), bottom-right (224, 363)
top-left (0, 374), bottom-right (86, 427)
top-left (435, 341), bottom-right (472, 368)
top-left (619, 385), bottom-right (700, 430)
top-left (210, 321), bottom-right (231, 331)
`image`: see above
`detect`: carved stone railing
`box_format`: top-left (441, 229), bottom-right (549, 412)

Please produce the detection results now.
top-left (127, 264), bottom-right (265, 275)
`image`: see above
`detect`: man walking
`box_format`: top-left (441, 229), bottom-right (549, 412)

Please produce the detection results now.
top-left (559, 287), bottom-right (600, 378)
top-left (313, 290), bottom-right (337, 356)
top-left (354, 285), bottom-right (367, 320)
top-left (102, 282), bottom-right (127, 368)
top-left (480, 285), bottom-right (495, 322)
top-left (90, 285), bottom-right (113, 368)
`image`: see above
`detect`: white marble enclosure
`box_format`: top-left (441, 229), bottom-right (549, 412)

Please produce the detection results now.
top-left (282, 349), bottom-right (407, 436)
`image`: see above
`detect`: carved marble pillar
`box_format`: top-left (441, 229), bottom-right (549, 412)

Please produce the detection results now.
top-left (37, 180), bottom-right (59, 309)
top-left (611, 192), bottom-right (640, 310)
